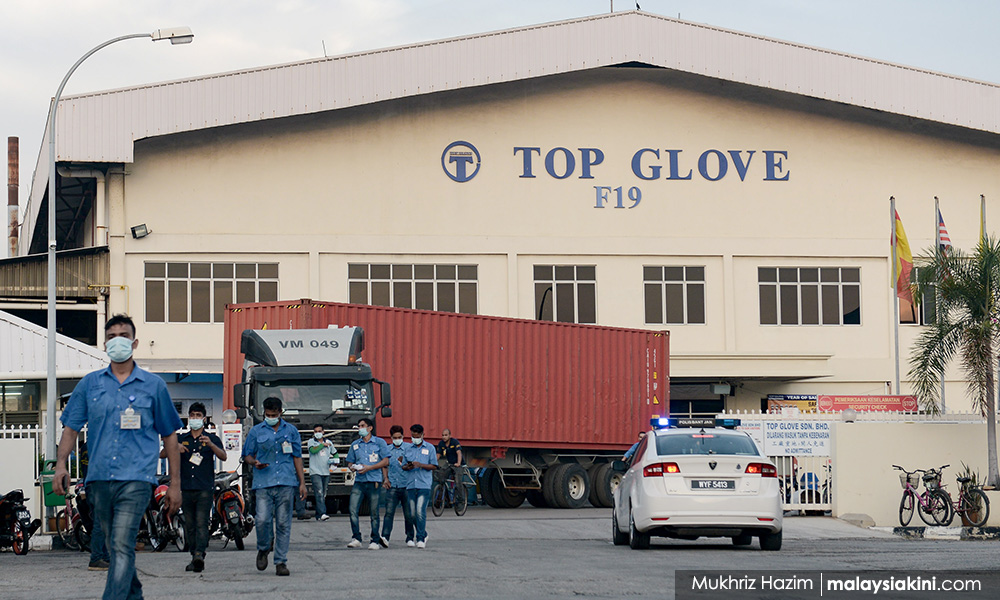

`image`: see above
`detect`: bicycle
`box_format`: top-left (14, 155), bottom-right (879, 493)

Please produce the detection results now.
top-left (935, 468), bottom-right (991, 528)
top-left (431, 476), bottom-right (468, 517)
top-left (892, 465), bottom-right (951, 526)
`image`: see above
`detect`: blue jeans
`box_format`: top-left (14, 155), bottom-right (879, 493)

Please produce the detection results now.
top-left (407, 488), bottom-right (431, 543)
top-left (381, 487), bottom-right (414, 542)
top-left (88, 481), bottom-right (151, 600)
top-left (349, 482), bottom-right (381, 542)
top-left (255, 486), bottom-right (294, 565)
top-left (310, 474), bottom-right (329, 517)
top-left (88, 498), bottom-right (109, 563)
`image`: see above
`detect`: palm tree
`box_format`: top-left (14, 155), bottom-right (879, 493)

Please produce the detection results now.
top-left (909, 236), bottom-right (1000, 487)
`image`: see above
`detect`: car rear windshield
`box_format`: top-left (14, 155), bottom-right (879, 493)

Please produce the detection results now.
top-left (656, 433), bottom-right (759, 456)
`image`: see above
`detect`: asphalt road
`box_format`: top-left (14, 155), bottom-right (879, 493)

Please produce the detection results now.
top-left (3, 508), bottom-right (998, 599)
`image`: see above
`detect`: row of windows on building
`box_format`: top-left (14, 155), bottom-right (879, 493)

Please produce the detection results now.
top-left (143, 261), bottom-right (890, 326)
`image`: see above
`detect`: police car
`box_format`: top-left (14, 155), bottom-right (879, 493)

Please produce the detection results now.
top-left (611, 417), bottom-right (782, 550)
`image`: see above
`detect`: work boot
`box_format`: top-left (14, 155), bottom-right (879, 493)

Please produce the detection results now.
top-left (88, 559), bottom-right (109, 571)
top-left (256, 550), bottom-right (269, 571)
top-left (192, 553), bottom-right (204, 573)
top-left (276, 563), bottom-right (290, 576)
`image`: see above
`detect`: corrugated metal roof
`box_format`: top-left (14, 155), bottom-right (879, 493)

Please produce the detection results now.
top-left (24, 10), bottom-right (1000, 250)
top-left (0, 310), bottom-right (106, 378)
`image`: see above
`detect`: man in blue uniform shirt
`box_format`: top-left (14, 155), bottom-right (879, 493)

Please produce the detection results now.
top-left (53, 314), bottom-right (183, 600)
top-left (379, 424), bottom-right (414, 547)
top-left (242, 396), bottom-right (307, 576)
top-left (403, 423), bottom-right (438, 549)
top-left (345, 417), bottom-right (389, 549)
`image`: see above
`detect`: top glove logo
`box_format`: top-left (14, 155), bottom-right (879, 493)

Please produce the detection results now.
top-left (442, 141), bottom-right (481, 183)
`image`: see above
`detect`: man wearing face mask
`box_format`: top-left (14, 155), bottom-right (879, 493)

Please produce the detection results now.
top-left (242, 397), bottom-right (307, 576)
top-left (160, 403), bottom-right (226, 572)
top-left (345, 417), bottom-right (390, 549)
top-left (52, 314), bottom-right (184, 600)
top-left (306, 425), bottom-right (335, 521)
top-left (379, 425), bottom-right (414, 547)
top-left (402, 423), bottom-right (438, 549)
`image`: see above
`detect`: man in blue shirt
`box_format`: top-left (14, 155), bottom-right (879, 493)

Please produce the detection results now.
top-left (623, 431), bottom-right (646, 461)
top-left (243, 396), bottom-right (307, 576)
top-left (403, 423), bottom-right (438, 549)
top-left (53, 314), bottom-right (183, 600)
top-left (379, 424), bottom-right (414, 547)
top-left (345, 417), bottom-right (389, 549)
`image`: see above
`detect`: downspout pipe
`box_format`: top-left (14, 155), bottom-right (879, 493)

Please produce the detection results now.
top-left (56, 167), bottom-right (106, 246)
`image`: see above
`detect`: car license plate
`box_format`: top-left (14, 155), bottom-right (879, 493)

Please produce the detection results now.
top-left (691, 479), bottom-right (735, 490)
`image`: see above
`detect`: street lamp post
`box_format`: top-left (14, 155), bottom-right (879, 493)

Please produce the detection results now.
top-left (45, 27), bottom-right (193, 460)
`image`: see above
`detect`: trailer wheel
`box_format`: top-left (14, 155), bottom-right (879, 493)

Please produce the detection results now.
top-left (587, 466), bottom-right (603, 507)
top-left (552, 463), bottom-right (589, 509)
top-left (480, 468), bottom-right (503, 508)
top-left (591, 463), bottom-right (617, 508)
top-left (526, 490), bottom-right (548, 508)
top-left (542, 464), bottom-right (566, 507)
top-left (490, 470), bottom-right (526, 508)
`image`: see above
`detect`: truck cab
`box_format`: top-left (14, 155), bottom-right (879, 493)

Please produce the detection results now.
top-left (233, 327), bottom-right (391, 512)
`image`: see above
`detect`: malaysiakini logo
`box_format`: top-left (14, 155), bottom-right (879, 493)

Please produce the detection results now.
top-left (441, 141), bottom-right (481, 182)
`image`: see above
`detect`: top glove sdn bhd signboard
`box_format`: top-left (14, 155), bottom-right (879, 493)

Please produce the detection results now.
top-left (441, 140), bottom-right (790, 209)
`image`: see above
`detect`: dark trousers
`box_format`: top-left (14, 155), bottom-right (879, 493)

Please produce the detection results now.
top-left (181, 489), bottom-right (213, 558)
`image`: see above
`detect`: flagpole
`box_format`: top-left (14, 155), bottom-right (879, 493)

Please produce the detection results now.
top-left (891, 196), bottom-right (900, 394)
top-left (981, 194), bottom-right (987, 244)
top-left (935, 196), bottom-right (945, 413)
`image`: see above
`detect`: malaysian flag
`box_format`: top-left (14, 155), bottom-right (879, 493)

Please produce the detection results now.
top-left (937, 209), bottom-right (952, 254)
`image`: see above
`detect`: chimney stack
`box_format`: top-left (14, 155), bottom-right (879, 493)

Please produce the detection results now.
top-left (8, 136), bottom-right (18, 257)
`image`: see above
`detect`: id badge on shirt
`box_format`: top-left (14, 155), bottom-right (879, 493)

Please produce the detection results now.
top-left (120, 407), bottom-right (141, 430)
top-left (369, 452), bottom-right (379, 463)
top-left (282, 441), bottom-right (293, 454)
top-left (190, 452), bottom-right (204, 466)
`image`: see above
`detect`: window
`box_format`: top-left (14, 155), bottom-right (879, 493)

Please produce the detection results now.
top-left (533, 265), bottom-right (596, 324)
top-left (758, 267), bottom-right (861, 326)
top-left (1, 382), bottom-right (41, 426)
top-left (899, 267), bottom-right (937, 325)
top-left (644, 266), bottom-right (705, 324)
top-left (145, 262), bottom-right (279, 323)
top-left (348, 263), bottom-right (478, 314)
top-left (656, 433), bottom-right (760, 457)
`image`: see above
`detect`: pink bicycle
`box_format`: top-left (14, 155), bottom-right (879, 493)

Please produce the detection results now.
top-left (893, 465), bottom-right (951, 526)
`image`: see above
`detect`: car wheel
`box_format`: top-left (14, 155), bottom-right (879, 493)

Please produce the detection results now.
top-left (628, 508), bottom-right (650, 550)
top-left (759, 529), bottom-right (782, 551)
top-left (732, 532), bottom-right (753, 546)
top-left (612, 506), bottom-right (629, 546)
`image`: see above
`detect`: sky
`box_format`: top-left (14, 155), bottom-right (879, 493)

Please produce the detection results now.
top-left (4, 0), bottom-right (1000, 256)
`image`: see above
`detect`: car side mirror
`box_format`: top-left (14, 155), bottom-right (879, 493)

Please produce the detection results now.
top-left (611, 460), bottom-right (627, 473)
top-left (380, 405), bottom-right (392, 419)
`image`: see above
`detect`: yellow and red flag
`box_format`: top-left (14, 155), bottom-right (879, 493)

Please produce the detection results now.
top-left (894, 210), bottom-right (913, 303)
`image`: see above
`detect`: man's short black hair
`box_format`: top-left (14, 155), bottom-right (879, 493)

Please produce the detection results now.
top-left (358, 417), bottom-right (374, 428)
top-left (389, 425), bottom-right (404, 436)
top-left (104, 314), bottom-right (136, 337)
top-left (188, 402), bottom-right (207, 416)
top-left (410, 423), bottom-right (424, 435)
top-left (313, 424), bottom-right (324, 432)
top-left (263, 397), bottom-right (283, 412)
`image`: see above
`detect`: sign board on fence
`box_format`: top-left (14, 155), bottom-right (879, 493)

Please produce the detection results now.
top-left (767, 394), bottom-right (817, 412)
top-left (816, 395), bottom-right (918, 412)
top-left (737, 421), bottom-right (765, 454)
top-left (763, 420), bottom-right (831, 456)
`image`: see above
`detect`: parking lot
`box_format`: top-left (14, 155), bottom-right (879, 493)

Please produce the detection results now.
top-left (3, 508), bottom-right (999, 599)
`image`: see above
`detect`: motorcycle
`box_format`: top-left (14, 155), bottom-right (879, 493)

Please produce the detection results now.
top-left (138, 475), bottom-right (186, 552)
top-left (211, 471), bottom-right (253, 550)
top-left (0, 489), bottom-right (42, 555)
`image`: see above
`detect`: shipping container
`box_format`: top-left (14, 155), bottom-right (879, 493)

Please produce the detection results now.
top-left (225, 299), bottom-right (668, 509)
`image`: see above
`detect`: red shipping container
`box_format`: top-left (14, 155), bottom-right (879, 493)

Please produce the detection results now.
top-left (224, 299), bottom-right (668, 452)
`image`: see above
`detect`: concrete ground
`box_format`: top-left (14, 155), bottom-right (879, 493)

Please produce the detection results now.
top-left (3, 508), bottom-right (996, 600)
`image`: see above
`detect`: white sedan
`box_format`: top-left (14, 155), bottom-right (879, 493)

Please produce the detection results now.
top-left (612, 417), bottom-right (783, 550)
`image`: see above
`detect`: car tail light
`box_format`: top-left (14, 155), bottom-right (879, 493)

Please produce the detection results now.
top-left (644, 462), bottom-right (680, 477)
top-left (745, 463), bottom-right (777, 478)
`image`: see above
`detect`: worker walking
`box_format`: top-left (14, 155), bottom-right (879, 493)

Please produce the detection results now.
top-left (380, 425), bottom-right (415, 547)
top-left (403, 424), bottom-right (438, 548)
top-left (345, 417), bottom-right (390, 549)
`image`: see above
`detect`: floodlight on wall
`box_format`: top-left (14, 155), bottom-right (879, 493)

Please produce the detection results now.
top-left (711, 383), bottom-right (732, 396)
top-left (130, 224), bottom-right (151, 239)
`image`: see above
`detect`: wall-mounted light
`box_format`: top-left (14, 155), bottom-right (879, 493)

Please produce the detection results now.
top-left (130, 224), bottom-right (151, 239)
top-left (711, 383), bottom-right (732, 396)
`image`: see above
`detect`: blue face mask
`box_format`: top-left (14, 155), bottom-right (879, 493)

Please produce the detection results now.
top-left (188, 418), bottom-right (204, 430)
top-left (358, 427), bottom-right (369, 438)
top-left (106, 336), bottom-right (134, 363)
top-left (392, 438), bottom-right (403, 447)
top-left (264, 417), bottom-right (280, 427)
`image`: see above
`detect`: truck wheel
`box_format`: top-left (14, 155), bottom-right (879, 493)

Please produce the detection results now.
top-left (587, 466), bottom-right (603, 507)
top-left (490, 471), bottom-right (525, 508)
top-left (552, 463), bottom-right (589, 509)
top-left (480, 469), bottom-right (501, 508)
top-left (526, 490), bottom-right (547, 508)
top-left (591, 463), bottom-right (616, 508)
top-left (542, 464), bottom-right (566, 507)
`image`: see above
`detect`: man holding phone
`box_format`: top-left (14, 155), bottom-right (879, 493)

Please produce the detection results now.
top-left (242, 397), bottom-right (307, 576)
top-left (403, 423), bottom-right (438, 548)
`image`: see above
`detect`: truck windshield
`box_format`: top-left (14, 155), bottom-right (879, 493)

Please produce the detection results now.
top-left (256, 379), bottom-right (373, 415)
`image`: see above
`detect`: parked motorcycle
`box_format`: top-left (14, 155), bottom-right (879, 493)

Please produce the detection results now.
top-left (211, 472), bottom-right (253, 550)
top-left (0, 489), bottom-right (42, 555)
top-left (138, 475), bottom-right (185, 552)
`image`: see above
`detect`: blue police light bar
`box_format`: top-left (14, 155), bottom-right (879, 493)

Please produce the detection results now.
top-left (650, 417), bottom-right (742, 429)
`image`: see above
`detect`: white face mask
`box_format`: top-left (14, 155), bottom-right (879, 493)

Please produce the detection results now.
top-left (392, 438), bottom-right (403, 447)
top-left (314, 432), bottom-right (323, 440)
top-left (358, 427), bottom-right (369, 438)
top-left (188, 418), bottom-right (204, 431)
top-left (412, 437), bottom-right (423, 445)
